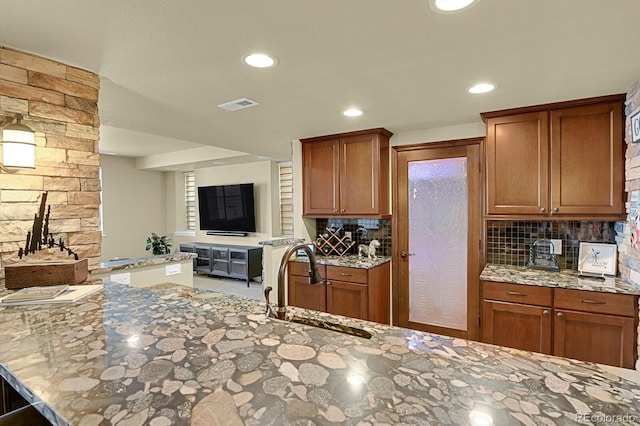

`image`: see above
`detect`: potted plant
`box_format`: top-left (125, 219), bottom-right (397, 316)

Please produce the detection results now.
top-left (145, 233), bottom-right (172, 255)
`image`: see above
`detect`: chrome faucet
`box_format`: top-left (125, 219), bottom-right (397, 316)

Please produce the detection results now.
top-left (265, 243), bottom-right (323, 320)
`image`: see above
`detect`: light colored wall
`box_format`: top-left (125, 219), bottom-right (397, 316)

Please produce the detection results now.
top-left (100, 155), bottom-right (167, 261)
top-left (171, 160), bottom-right (278, 247)
top-left (92, 258), bottom-right (193, 288)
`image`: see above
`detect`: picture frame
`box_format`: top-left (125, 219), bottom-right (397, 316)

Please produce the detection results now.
top-left (577, 242), bottom-right (617, 276)
top-left (632, 110), bottom-right (640, 143)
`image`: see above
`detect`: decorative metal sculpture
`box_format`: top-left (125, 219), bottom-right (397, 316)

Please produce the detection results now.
top-left (17, 191), bottom-right (78, 260)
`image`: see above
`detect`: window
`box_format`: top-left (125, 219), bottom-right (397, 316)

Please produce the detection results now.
top-left (278, 162), bottom-right (293, 236)
top-left (184, 171), bottom-right (196, 231)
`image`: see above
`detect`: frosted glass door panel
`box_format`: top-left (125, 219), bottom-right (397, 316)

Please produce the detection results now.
top-left (408, 158), bottom-right (468, 330)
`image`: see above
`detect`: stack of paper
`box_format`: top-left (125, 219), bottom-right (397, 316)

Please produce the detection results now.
top-left (0, 285), bottom-right (103, 305)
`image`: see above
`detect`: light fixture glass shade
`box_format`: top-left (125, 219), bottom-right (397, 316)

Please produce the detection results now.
top-left (2, 121), bottom-right (35, 168)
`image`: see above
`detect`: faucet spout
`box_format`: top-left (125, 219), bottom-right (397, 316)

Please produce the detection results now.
top-left (271, 243), bottom-right (322, 320)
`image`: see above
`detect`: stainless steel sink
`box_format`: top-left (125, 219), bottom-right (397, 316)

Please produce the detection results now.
top-left (288, 315), bottom-right (372, 339)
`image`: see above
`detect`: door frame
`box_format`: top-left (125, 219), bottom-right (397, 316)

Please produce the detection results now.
top-left (392, 137), bottom-right (485, 340)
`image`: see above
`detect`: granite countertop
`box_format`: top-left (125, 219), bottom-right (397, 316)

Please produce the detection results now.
top-left (258, 238), bottom-right (305, 247)
top-left (481, 264), bottom-right (640, 296)
top-left (292, 255), bottom-right (391, 269)
top-left (92, 253), bottom-right (197, 275)
top-left (1, 282), bottom-right (640, 425)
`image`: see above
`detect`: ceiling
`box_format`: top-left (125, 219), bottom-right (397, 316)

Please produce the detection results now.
top-left (1, 0), bottom-right (639, 169)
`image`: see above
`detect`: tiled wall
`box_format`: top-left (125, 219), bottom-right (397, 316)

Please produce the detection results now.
top-left (487, 221), bottom-right (616, 270)
top-left (315, 218), bottom-right (392, 256)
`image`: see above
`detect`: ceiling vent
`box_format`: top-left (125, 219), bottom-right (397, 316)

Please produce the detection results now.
top-left (217, 98), bottom-right (259, 111)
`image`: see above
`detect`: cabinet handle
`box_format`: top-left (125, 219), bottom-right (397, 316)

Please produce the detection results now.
top-left (542, 310), bottom-right (550, 316)
top-left (540, 207), bottom-right (546, 213)
top-left (557, 312), bottom-right (565, 319)
top-left (580, 299), bottom-right (606, 305)
top-left (552, 207), bottom-right (559, 213)
top-left (333, 209), bottom-right (338, 213)
top-left (506, 291), bottom-right (527, 297)
top-left (340, 273), bottom-right (352, 276)
top-left (340, 209), bottom-right (345, 213)
top-left (326, 281), bottom-right (331, 286)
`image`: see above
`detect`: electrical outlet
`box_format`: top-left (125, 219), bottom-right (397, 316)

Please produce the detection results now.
top-left (165, 264), bottom-right (181, 276)
top-left (550, 239), bottom-right (562, 255)
top-left (110, 272), bottom-right (131, 284)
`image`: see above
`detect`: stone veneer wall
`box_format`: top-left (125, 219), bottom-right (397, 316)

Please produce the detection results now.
top-left (0, 47), bottom-right (101, 289)
top-left (616, 78), bottom-right (640, 369)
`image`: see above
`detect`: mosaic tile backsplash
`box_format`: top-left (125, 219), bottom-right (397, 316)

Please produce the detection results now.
top-left (487, 221), bottom-right (617, 270)
top-left (315, 219), bottom-right (392, 256)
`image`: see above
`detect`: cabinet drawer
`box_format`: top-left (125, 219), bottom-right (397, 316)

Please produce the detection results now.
top-left (288, 261), bottom-right (315, 277)
top-left (327, 266), bottom-right (367, 284)
top-left (554, 289), bottom-right (636, 317)
top-left (483, 281), bottom-right (552, 306)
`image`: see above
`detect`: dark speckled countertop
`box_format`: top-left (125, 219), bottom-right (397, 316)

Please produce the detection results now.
top-left (481, 263), bottom-right (640, 296)
top-left (292, 254), bottom-right (391, 269)
top-left (0, 282), bottom-right (639, 425)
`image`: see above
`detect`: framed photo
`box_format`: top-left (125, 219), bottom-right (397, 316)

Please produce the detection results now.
top-left (632, 110), bottom-right (640, 143)
top-left (578, 242), bottom-right (617, 276)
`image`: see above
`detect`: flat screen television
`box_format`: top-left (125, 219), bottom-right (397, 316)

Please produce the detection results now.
top-left (197, 183), bottom-right (256, 233)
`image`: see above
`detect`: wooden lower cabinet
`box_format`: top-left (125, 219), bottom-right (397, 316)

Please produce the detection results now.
top-left (483, 300), bottom-right (552, 354)
top-left (288, 260), bottom-right (390, 324)
top-left (482, 281), bottom-right (638, 369)
top-left (554, 309), bottom-right (635, 368)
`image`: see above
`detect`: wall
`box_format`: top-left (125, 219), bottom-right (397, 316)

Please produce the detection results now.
top-left (618, 80), bottom-right (640, 283)
top-left (615, 79), bottom-right (640, 370)
top-left (171, 160), bottom-right (279, 247)
top-left (0, 47), bottom-right (101, 287)
top-left (100, 155), bottom-right (167, 261)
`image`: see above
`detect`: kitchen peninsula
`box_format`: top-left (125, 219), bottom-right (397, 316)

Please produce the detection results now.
top-left (0, 281), bottom-right (639, 425)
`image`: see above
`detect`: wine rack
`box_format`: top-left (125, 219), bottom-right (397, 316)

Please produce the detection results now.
top-left (313, 227), bottom-right (355, 256)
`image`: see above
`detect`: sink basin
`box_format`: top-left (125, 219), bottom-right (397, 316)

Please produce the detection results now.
top-left (288, 315), bottom-right (372, 339)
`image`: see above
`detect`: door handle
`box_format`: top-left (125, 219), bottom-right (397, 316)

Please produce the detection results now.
top-left (400, 252), bottom-right (415, 258)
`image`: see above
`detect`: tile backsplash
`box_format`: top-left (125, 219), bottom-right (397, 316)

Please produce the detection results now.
top-left (315, 219), bottom-right (392, 256)
top-left (487, 221), bottom-right (617, 270)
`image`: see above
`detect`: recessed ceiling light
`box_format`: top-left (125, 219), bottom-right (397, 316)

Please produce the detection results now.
top-left (468, 83), bottom-right (495, 94)
top-left (343, 108), bottom-right (363, 117)
top-left (257, 156), bottom-right (271, 160)
top-left (429, 0), bottom-right (480, 13)
top-left (243, 53), bottom-right (278, 68)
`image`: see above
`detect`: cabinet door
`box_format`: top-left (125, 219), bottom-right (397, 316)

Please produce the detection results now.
top-left (553, 309), bottom-right (635, 368)
top-left (326, 280), bottom-right (368, 320)
top-left (211, 248), bottom-right (230, 275)
top-left (340, 134), bottom-right (385, 216)
top-left (302, 139), bottom-right (340, 216)
top-left (550, 102), bottom-right (624, 216)
top-left (229, 249), bottom-right (247, 278)
top-left (288, 272), bottom-right (326, 312)
top-left (486, 112), bottom-right (549, 215)
top-left (482, 300), bottom-right (552, 354)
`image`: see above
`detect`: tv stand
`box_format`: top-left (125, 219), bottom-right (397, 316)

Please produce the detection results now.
top-left (179, 243), bottom-right (262, 287)
top-left (206, 231), bottom-right (248, 237)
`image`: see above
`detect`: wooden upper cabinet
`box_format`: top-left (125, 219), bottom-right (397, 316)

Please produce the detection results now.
top-left (486, 111), bottom-right (549, 215)
top-left (302, 128), bottom-right (392, 218)
top-left (302, 139), bottom-right (340, 216)
top-left (550, 102), bottom-right (624, 215)
top-left (482, 95), bottom-right (625, 220)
